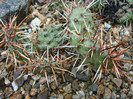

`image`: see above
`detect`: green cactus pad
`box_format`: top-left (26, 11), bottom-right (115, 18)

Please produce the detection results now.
top-left (68, 7), bottom-right (94, 34)
top-left (36, 24), bottom-right (64, 50)
top-left (116, 0), bottom-right (133, 23)
top-left (67, 7), bottom-right (107, 67)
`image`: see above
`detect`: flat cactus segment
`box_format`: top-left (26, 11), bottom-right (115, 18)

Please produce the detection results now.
top-left (116, 5), bottom-right (133, 23)
top-left (68, 7), bottom-right (94, 34)
top-left (36, 24), bottom-right (63, 50)
top-left (115, 0), bottom-right (133, 23)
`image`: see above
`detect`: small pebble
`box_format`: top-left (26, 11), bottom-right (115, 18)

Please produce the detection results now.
top-left (63, 83), bottom-right (72, 93)
top-left (39, 77), bottom-right (46, 84)
top-left (4, 87), bottom-right (13, 97)
top-left (108, 84), bottom-right (114, 90)
top-left (9, 93), bottom-right (22, 99)
top-left (89, 83), bottom-right (97, 92)
top-left (38, 91), bottom-right (49, 99)
top-left (23, 75), bottom-right (28, 81)
top-left (129, 71), bottom-right (133, 76)
top-left (112, 78), bottom-right (122, 87)
top-left (51, 81), bottom-right (57, 90)
top-left (23, 82), bottom-right (32, 91)
top-left (13, 70), bottom-right (24, 87)
top-left (104, 87), bottom-right (111, 99)
top-left (4, 78), bottom-right (11, 85)
top-left (111, 92), bottom-right (117, 99)
top-left (30, 17), bottom-right (41, 32)
top-left (104, 22), bottom-right (111, 29)
top-left (64, 94), bottom-right (72, 99)
top-left (97, 84), bottom-right (105, 96)
top-left (120, 92), bottom-right (127, 99)
top-left (30, 87), bottom-right (37, 96)
top-left (58, 94), bottom-right (64, 99)
top-left (11, 81), bottom-right (18, 91)
top-left (130, 84), bottom-right (133, 92)
top-left (32, 75), bottom-right (41, 81)
top-left (89, 91), bottom-right (93, 96)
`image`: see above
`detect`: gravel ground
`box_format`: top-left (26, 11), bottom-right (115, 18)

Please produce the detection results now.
top-left (0, 0), bottom-right (133, 99)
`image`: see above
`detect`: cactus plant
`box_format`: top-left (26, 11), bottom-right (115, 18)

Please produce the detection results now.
top-left (68, 7), bottom-right (94, 51)
top-left (60, 0), bottom-right (133, 82)
top-left (24, 23), bottom-right (73, 87)
top-left (0, 15), bottom-right (31, 66)
top-left (67, 6), bottom-right (106, 67)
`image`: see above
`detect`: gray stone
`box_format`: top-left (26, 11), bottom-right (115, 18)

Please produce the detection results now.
top-left (111, 92), bottom-right (116, 99)
top-left (0, 0), bottom-right (28, 18)
top-left (39, 77), bottom-right (46, 84)
top-left (128, 91), bottom-right (133, 96)
top-left (23, 82), bottom-right (32, 91)
top-left (112, 78), bottom-right (122, 87)
top-left (65, 73), bottom-right (75, 83)
top-left (128, 84), bottom-right (133, 96)
top-left (38, 92), bottom-right (49, 99)
top-left (120, 92), bottom-right (127, 99)
top-left (72, 90), bottom-right (85, 99)
top-left (76, 72), bottom-right (91, 81)
top-left (72, 80), bottom-right (80, 91)
top-left (13, 70), bottom-right (24, 87)
top-left (89, 83), bottom-right (97, 92)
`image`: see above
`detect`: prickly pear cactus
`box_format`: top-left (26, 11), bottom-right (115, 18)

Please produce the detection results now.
top-left (116, 0), bottom-right (133, 23)
top-left (68, 7), bottom-right (106, 67)
top-left (68, 7), bottom-right (94, 34)
top-left (36, 24), bottom-right (64, 50)
top-left (68, 7), bottom-right (94, 51)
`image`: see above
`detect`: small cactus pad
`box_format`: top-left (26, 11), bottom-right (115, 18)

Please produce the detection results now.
top-left (37, 24), bottom-right (64, 50)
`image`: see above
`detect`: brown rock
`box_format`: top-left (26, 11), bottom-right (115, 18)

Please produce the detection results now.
top-left (58, 94), bottom-right (63, 99)
top-left (90, 96), bottom-right (96, 99)
top-left (9, 94), bottom-right (22, 99)
top-left (51, 81), bottom-right (57, 90)
top-left (121, 89), bottom-right (129, 94)
top-left (97, 84), bottom-right (105, 96)
top-left (25, 93), bottom-right (30, 99)
top-left (30, 87), bottom-right (37, 96)
top-left (59, 89), bottom-right (64, 93)
top-left (63, 83), bottom-right (72, 93)
top-left (64, 94), bottom-right (72, 99)
top-left (104, 87), bottom-right (111, 99)
top-left (108, 84), bottom-right (114, 90)
top-left (39, 77), bottom-right (46, 84)
top-left (4, 87), bottom-right (13, 97)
